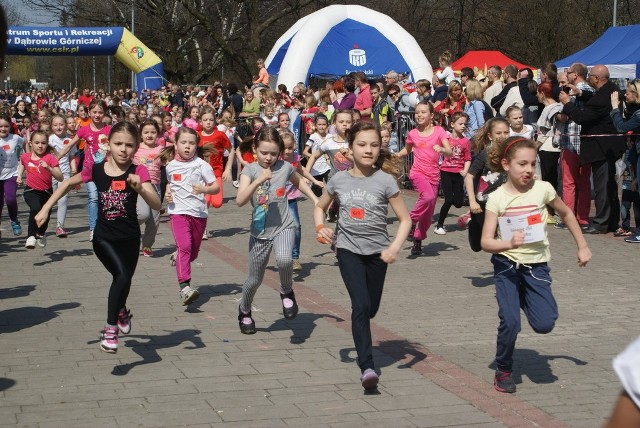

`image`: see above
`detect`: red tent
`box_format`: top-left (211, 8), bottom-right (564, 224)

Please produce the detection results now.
top-left (451, 50), bottom-right (534, 72)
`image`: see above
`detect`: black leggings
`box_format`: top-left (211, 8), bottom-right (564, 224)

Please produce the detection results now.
top-left (93, 237), bottom-right (140, 325)
top-left (437, 171), bottom-right (464, 227)
top-left (468, 206), bottom-right (485, 253)
top-left (23, 187), bottom-right (52, 237)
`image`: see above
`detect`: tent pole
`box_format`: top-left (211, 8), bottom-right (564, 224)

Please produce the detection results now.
top-left (613, 0), bottom-right (617, 26)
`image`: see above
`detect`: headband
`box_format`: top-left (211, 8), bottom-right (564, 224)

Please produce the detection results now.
top-left (502, 137), bottom-right (529, 158)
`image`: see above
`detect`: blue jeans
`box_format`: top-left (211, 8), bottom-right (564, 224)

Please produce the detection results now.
top-left (492, 254), bottom-right (558, 372)
top-left (288, 199), bottom-right (301, 260)
top-left (86, 181), bottom-right (98, 230)
top-left (337, 248), bottom-right (388, 372)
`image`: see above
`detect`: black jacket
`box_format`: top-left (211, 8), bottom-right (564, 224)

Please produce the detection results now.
top-left (491, 81), bottom-right (517, 112)
top-left (562, 80), bottom-right (625, 164)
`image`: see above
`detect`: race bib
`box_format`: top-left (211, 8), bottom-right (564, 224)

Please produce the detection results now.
top-left (111, 180), bottom-right (126, 191)
top-left (172, 173), bottom-right (182, 181)
top-left (2, 145), bottom-right (10, 150)
top-left (275, 187), bottom-right (286, 197)
top-left (350, 207), bottom-right (365, 220)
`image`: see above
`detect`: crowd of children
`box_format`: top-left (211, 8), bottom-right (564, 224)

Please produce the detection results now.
top-left (7, 71), bottom-right (633, 396)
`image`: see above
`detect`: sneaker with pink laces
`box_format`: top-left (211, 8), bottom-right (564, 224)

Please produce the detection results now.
top-left (117, 307), bottom-right (132, 334)
top-left (99, 325), bottom-right (119, 353)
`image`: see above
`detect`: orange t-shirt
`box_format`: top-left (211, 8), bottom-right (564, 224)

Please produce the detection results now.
top-left (198, 129), bottom-right (231, 177)
top-left (75, 117), bottom-right (91, 150)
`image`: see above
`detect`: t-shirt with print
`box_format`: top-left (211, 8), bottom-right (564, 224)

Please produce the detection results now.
top-left (440, 136), bottom-right (471, 173)
top-left (48, 134), bottom-right (76, 175)
top-left (77, 124), bottom-right (111, 182)
top-left (134, 145), bottom-right (163, 184)
top-left (20, 153), bottom-right (59, 190)
top-left (319, 136), bottom-right (352, 177)
top-left (284, 154), bottom-right (302, 201)
top-left (327, 169), bottom-right (400, 255)
top-left (468, 147), bottom-right (506, 203)
top-left (0, 134), bottom-right (24, 180)
top-left (406, 126), bottom-right (448, 185)
top-left (306, 132), bottom-right (331, 175)
top-left (198, 129), bottom-right (231, 177)
top-left (241, 160), bottom-right (296, 239)
top-left (85, 162), bottom-right (150, 241)
top-left (485, 180), bottom-right (556, 264)
top-left (166, 157), bottom-right (216, 218)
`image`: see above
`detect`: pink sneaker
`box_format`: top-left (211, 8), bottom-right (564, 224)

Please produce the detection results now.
top-left (99, 326), bottom-right (119, 353)
top-left (360, 368), bottom-right (379, 390)
top-left (117, 308), bottom-right (132, 334)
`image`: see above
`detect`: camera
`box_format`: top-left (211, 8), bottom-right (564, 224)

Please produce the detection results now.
top-left (562, 86), bottom-right (571, 94)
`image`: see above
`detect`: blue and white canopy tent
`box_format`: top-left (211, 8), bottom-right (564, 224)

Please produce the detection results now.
top-left (556, 24), bottom-right (640, 79)
top-left (265, 5), bottom-right (432, 90)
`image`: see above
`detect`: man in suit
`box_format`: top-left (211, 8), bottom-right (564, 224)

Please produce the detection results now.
top-left (559, 65), bottom-right (626, 233)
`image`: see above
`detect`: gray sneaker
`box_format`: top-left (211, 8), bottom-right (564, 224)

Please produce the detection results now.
top-left (180, 285), bottom-right (200, 305)
top-left (36, 235), bottom-right (47, 248)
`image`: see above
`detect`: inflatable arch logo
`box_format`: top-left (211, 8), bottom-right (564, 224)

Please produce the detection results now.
top-left (5, 26), bottom-right (165, 90)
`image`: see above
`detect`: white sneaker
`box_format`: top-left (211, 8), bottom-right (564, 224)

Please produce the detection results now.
top-left (89, 229), bottom-right (94, 242)
top-left (433, 226), bottom-right (446, 235)
top-left (180, 285), bottom-right (200, 306)
top-left (232, 180), bottom-right (239, 188)
top-left (36, 235), bottom-right (47, 248)
top-left (202, 230), bottom-right (209, 240)
top-left (25, 236), bottom-right (36, 249)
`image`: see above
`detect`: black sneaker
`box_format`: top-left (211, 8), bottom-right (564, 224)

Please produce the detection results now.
top-left (494, 370), bottom-right (516, 393)
top-left (280, 291), bottom-right (299, 320)
top-left (553, 222), bottom-right (567, 230)
top-left (238, 306), bottom-right (256, 334)
top-left (410, 240), bottom-right (422, 256)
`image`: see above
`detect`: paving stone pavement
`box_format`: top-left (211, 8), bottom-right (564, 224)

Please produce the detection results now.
top-left (0, 183), bottom-right (637, 427)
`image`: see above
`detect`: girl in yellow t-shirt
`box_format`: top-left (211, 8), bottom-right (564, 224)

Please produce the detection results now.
top-left (480, 136), bottom-right (592, 394)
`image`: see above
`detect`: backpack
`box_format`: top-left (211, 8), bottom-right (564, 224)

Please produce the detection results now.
top-left (480, 100), bottom-right (494, 121)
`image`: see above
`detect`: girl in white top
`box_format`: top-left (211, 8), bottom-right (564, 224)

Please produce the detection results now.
top-left (436, 51), bottom-right (456, 85)
top-left (303, 114), bottom-right (332, 196)
top-left (506, 106), bottom-right (535, 139)
top-left (162, 127), bottom-right (219, 306)
top-left (0, 114), bottom-right (25, 237)
top-left (48, 114), bottom-right (77, 237)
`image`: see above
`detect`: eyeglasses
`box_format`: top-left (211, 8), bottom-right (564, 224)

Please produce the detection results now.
top-left (388, 92), bottom-right (398, 96)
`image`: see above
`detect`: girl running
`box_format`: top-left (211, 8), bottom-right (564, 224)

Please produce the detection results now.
top-left (506, 106), bottom-right (535, 139)
top-left (17, 131), bottom-right (63, 248)
top-left (480, 136), bottom-right (591, 393)
top-left (134, 120), bottom-right (164, 257)
top-left (396, 101), bottom-right (452, 255)
top-left (57, 99), bottom-right (111, 241)
top-left (280, 131), bottom-right (323, 271)
top-left (0, 114), bottom-right (24, 238)
top-left (464, 118), bottom-right (511, 252)
top-left (236, 126), bottom-right (318, 334)
top-left (434, 112), bottom-right (471, 235)
top-left (162, 127), bottom-right (219, 305)
top-left (305, 109), bottom-right (353, 222)
top-left (314, 121), bottom-right (411, 390)
top-left (35, 121), bottom-right (161, 353)
top-left (303, 114), bottom-right (332, 197)
top-left (48, 114), bottom-right (77, 237)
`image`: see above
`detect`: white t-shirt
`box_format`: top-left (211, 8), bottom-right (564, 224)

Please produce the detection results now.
top-left (166, 157), bottom-right (216, 218)
top-left (436, 67), bottom-right (455, 85)
top-left (48, 134), bottom-right (76, 175)
top-left (0, 134), bottom-right (24, 180)
top-left (306, 132), bottom-right (331, 175)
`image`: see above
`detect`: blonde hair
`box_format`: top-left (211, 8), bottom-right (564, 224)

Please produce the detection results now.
top-left (465, 80), bottom-right (483, 101)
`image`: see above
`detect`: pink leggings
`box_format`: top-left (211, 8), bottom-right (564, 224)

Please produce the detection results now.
top-left (170, 214), bottom-right (207, 284)
top-left (409, 173), bottom-right (439, 241)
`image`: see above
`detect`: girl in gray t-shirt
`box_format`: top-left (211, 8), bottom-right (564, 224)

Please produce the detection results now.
top-left (314, 121), bottom-right (412, 391)
top-left (235, 127), bottom-right (318, 335)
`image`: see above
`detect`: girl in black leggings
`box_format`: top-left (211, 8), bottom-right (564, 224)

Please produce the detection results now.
top-left (36, 121), bottom-right (161, 354)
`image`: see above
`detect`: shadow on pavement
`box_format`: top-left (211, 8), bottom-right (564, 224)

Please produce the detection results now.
top-left (258, 312), bottom-right (345, 344)
top-left (0, 285), bottom-right (36, 299)
top-left (210, 227), bottom-right (249, 238)
top-left (464, 272), bottom-right (494, 288)
top-left (340, 339), bottom-right (428, 370)
top-left (489, 349), bottom-right (588, 385)
top-left (33, 248), bottom-right (94, 266)
top-left (110, 329), bottom-right (205, 376)
top-left (184, 283), bottom-right (242, 313)
top-left (0, 302), bottom-right (81, 334)
top-left (0, 378), bottom-right (16, 392)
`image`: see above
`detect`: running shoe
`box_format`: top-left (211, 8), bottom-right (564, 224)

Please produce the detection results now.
top-left (55, 227), bottom-right (68, 237)
top-left (360, 368), bottom-right (379, 390)
top-left (433, 226), bottom-right (446, 235)
top-left (280, 291), bottom-right (298, 320)
top-left (36, 235), bottom-right (46, 248)
top-left (25, 236), bottom-right (36, 249)
top-left (238, 306), bottom-right (256, 334)
top-left (292, 259), bottom-right (302, 271)
top-left (180, 285), bottom-right (200, 305)
top-left (11, 220), bottom-right (22, 236)
top-left (99, 326), bottom-right (119, 353)
top-left (142, 247), bottom-right (153, 257)
top-left (117, 308), bottom-right (132, 334)
top-left (494, 369), bottom-right (516, 393)
top-left (411, 240), bottom-right (422, 256)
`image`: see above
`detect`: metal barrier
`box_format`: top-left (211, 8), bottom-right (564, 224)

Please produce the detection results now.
top-left (395, 112), bottom-right (416, 189)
